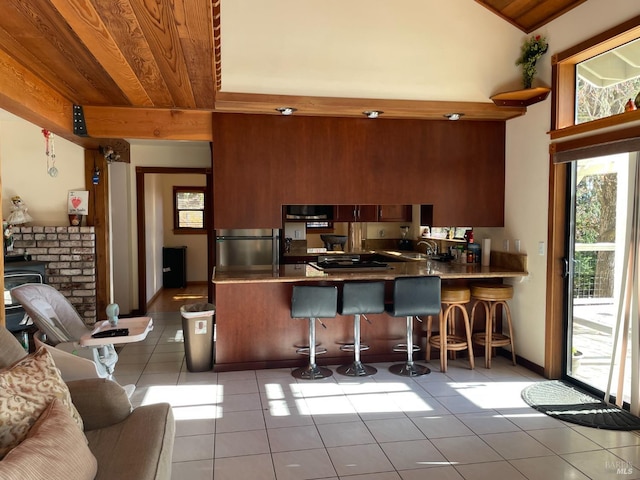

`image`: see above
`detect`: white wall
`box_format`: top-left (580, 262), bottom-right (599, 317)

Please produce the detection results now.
top-left (221, 0), bottom-right (524, 100)
top-left (161, 173), bottom-right (207, 283)
top-left (500, 0), bottom-right (640, 366)
top-left (109, 162), bottom-right (132, 312)
top-left (0, 111), bottom-right (85, 225)
top-left (145, 174), bottom-right (164, 304)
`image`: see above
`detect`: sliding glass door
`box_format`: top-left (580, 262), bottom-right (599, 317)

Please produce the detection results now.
top-left (565, 153), bottom-right (637, 407)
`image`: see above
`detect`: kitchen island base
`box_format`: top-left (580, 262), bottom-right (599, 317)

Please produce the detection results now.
top-left (212, 258), bottom-right (527, 372)
top-left (214, 282), bottom-right (412, 371)
top-left (213, 280), bottom-right (492, 372)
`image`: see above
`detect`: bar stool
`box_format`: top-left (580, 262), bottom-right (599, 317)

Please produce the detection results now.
top-left (470, 283), bottom-right (516, 368)
top-left (426, 286), bottom-right (474, 373)
top-left (291, 285), bottom-right (338, 380)
top-left (337, 281), bottom-right (385, 377)
top-left (387, 276), bottom-right (441, 377)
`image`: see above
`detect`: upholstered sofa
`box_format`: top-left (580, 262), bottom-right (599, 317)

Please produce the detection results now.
top-left (0, 327), bottom-right (175, 480)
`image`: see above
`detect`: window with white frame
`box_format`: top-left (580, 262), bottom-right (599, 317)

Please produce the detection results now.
top-left (174, 186), bottom-right (206, 232)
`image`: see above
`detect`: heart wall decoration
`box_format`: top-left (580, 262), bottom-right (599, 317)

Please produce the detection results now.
top-left (68, 191), bottom-right (89, 215)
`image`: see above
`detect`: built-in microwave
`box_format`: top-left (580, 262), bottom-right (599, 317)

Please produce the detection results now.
top-left (285, 205), bottom-right (334, 220)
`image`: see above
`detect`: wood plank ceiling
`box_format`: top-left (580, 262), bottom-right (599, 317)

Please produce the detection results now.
top-left (475, 0), bottom-right (587, 33)
top-left (0, 0), bottom-right (585, 145)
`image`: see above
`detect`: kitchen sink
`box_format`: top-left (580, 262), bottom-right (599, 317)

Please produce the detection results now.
top-left (381, 250), bottom-right (428, 261)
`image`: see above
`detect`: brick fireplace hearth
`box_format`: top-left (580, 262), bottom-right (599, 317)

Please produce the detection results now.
top-left (10, 226), bottom-right (97, 324)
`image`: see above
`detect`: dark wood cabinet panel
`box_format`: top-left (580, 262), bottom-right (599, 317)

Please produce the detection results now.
top-left (333, 205), bottom-right (376, 222)
top-left (378, 204), bottom-right (412, 222)
top-left (334, 204), bottom-right (409, 222)
top-left (334, 204), bottom-right (358, 222)
top-left (212, 113), bottom-right (505, 228)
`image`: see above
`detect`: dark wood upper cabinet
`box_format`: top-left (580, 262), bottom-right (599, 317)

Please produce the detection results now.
top-left (212, 113), bottom-right (504, 229)
top-left (377, 205), bottom-right (412, 222)
top-left (334, 205), bottom-right (358, 222)
top-left (334, 205), bottom-right (395, 222)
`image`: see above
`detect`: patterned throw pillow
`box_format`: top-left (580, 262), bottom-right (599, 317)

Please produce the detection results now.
top-left (0, 399), bottom-right (97, 480)
top-left (0, 347), bottom-right (83, 459)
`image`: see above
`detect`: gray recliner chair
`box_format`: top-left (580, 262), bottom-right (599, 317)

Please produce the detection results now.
top-left (10, 283), bottom-right (118, 380)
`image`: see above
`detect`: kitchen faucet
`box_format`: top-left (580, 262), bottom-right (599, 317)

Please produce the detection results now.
top-left (417, 240), bottom-right (438, 256)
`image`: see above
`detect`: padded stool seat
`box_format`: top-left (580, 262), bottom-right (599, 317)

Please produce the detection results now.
top-left (291, 285), bottom-right (338, 380)
top-left (337, 281), bottom-right (385, 377)
top-left (426, 286), bottom-right (474, 372)
top-left (470, 283), bottom-right (516, 368)
top-left (386, 276), bottom-right (441, 377)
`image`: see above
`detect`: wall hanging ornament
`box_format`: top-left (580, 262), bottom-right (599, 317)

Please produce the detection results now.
top-left (42, 128), bottom-right (58, 177)
top-left (516, 34), bottom-right (549, 89)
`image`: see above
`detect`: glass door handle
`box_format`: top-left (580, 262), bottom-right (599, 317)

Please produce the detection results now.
top-left (562, 257), bottom-right (570, 278)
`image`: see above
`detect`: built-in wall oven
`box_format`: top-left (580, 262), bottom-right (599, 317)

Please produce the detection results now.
top-left (4, 260), bottom-right (47, 333)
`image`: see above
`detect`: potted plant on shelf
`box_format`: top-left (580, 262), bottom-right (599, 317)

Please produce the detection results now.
top-left (516, 34), bottom-right (549, 89)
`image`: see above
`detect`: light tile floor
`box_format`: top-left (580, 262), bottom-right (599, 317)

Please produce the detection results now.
top-left (115, 312), bottom-right (640, 480)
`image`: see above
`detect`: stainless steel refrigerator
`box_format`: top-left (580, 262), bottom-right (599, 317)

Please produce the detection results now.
top-left (215, 229), bottom-right (279, 267)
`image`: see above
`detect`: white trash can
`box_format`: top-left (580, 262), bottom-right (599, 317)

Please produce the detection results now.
top-left (180, 303), bottom-right (215, 372)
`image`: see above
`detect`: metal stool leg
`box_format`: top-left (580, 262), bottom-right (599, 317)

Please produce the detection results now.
top-left (292, 317), bottom-right (333, 380)
top-left (389, 315), bottom-right (430, 377)
top-left (337, 314), bottom-right (377, 376)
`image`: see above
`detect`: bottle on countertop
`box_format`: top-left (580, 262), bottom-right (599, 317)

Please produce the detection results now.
top-left (464, 229), bottom-right (474, 244)
top-left (467, 243), bottom-right (481, 264)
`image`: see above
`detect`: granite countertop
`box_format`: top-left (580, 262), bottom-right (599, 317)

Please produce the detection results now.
top-left (212, 251), bottom-right (528, 284)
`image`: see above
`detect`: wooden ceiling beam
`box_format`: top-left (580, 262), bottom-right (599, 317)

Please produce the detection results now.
top-left (0, 48), bottom-right (75, 142)
top-left (214, 92), bottom-right (526, 121)
top-left (75, 91), bottom-right (526, 142)
top-left (81, 105), bottom-right (213, 140)
top-left (0, 48), bottom-right (130, 151)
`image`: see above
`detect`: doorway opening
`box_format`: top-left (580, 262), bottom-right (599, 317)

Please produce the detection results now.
top-left (135, 167), bottom-right (213, 315)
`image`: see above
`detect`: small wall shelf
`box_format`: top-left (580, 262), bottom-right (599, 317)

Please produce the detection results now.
top-left (491, 87), bottom-right (551, 107)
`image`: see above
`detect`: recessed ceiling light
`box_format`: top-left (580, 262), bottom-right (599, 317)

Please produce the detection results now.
top-left (363, 110), bottom-right (383, 119)
top-left (444, 113), bottom-right (464, 121)
top-left (276, 107), bottom-right (297, 116)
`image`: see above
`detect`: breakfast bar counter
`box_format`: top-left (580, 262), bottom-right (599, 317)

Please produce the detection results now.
top-left (213, 251), bottom-right (528, 284)
top-left (212, 252), bottom-right (527, 371)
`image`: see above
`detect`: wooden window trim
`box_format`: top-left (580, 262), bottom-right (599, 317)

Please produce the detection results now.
top-left (550, 14), bottom-right (640, 139)
top-left (174, 186), bottom-right (207, 234)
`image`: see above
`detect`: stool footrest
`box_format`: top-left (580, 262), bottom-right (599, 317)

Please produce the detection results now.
top-left (340, 344), bottom-right (370, 353)
top-left (472, 332), bottom-right (512, 347)
top-left (296, 346), bottom-right (327, 356)
top-left (428, 335), bottom-right (469, 350)
top-left (392, 343), bottom-right (420, 353)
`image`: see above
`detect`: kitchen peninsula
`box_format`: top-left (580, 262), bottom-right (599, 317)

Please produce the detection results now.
top-left (212, 251), bottom-right (527, 371)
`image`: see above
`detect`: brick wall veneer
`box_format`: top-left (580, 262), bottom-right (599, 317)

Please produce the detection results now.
top-left (10, 226), bottom-right (97, 324)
